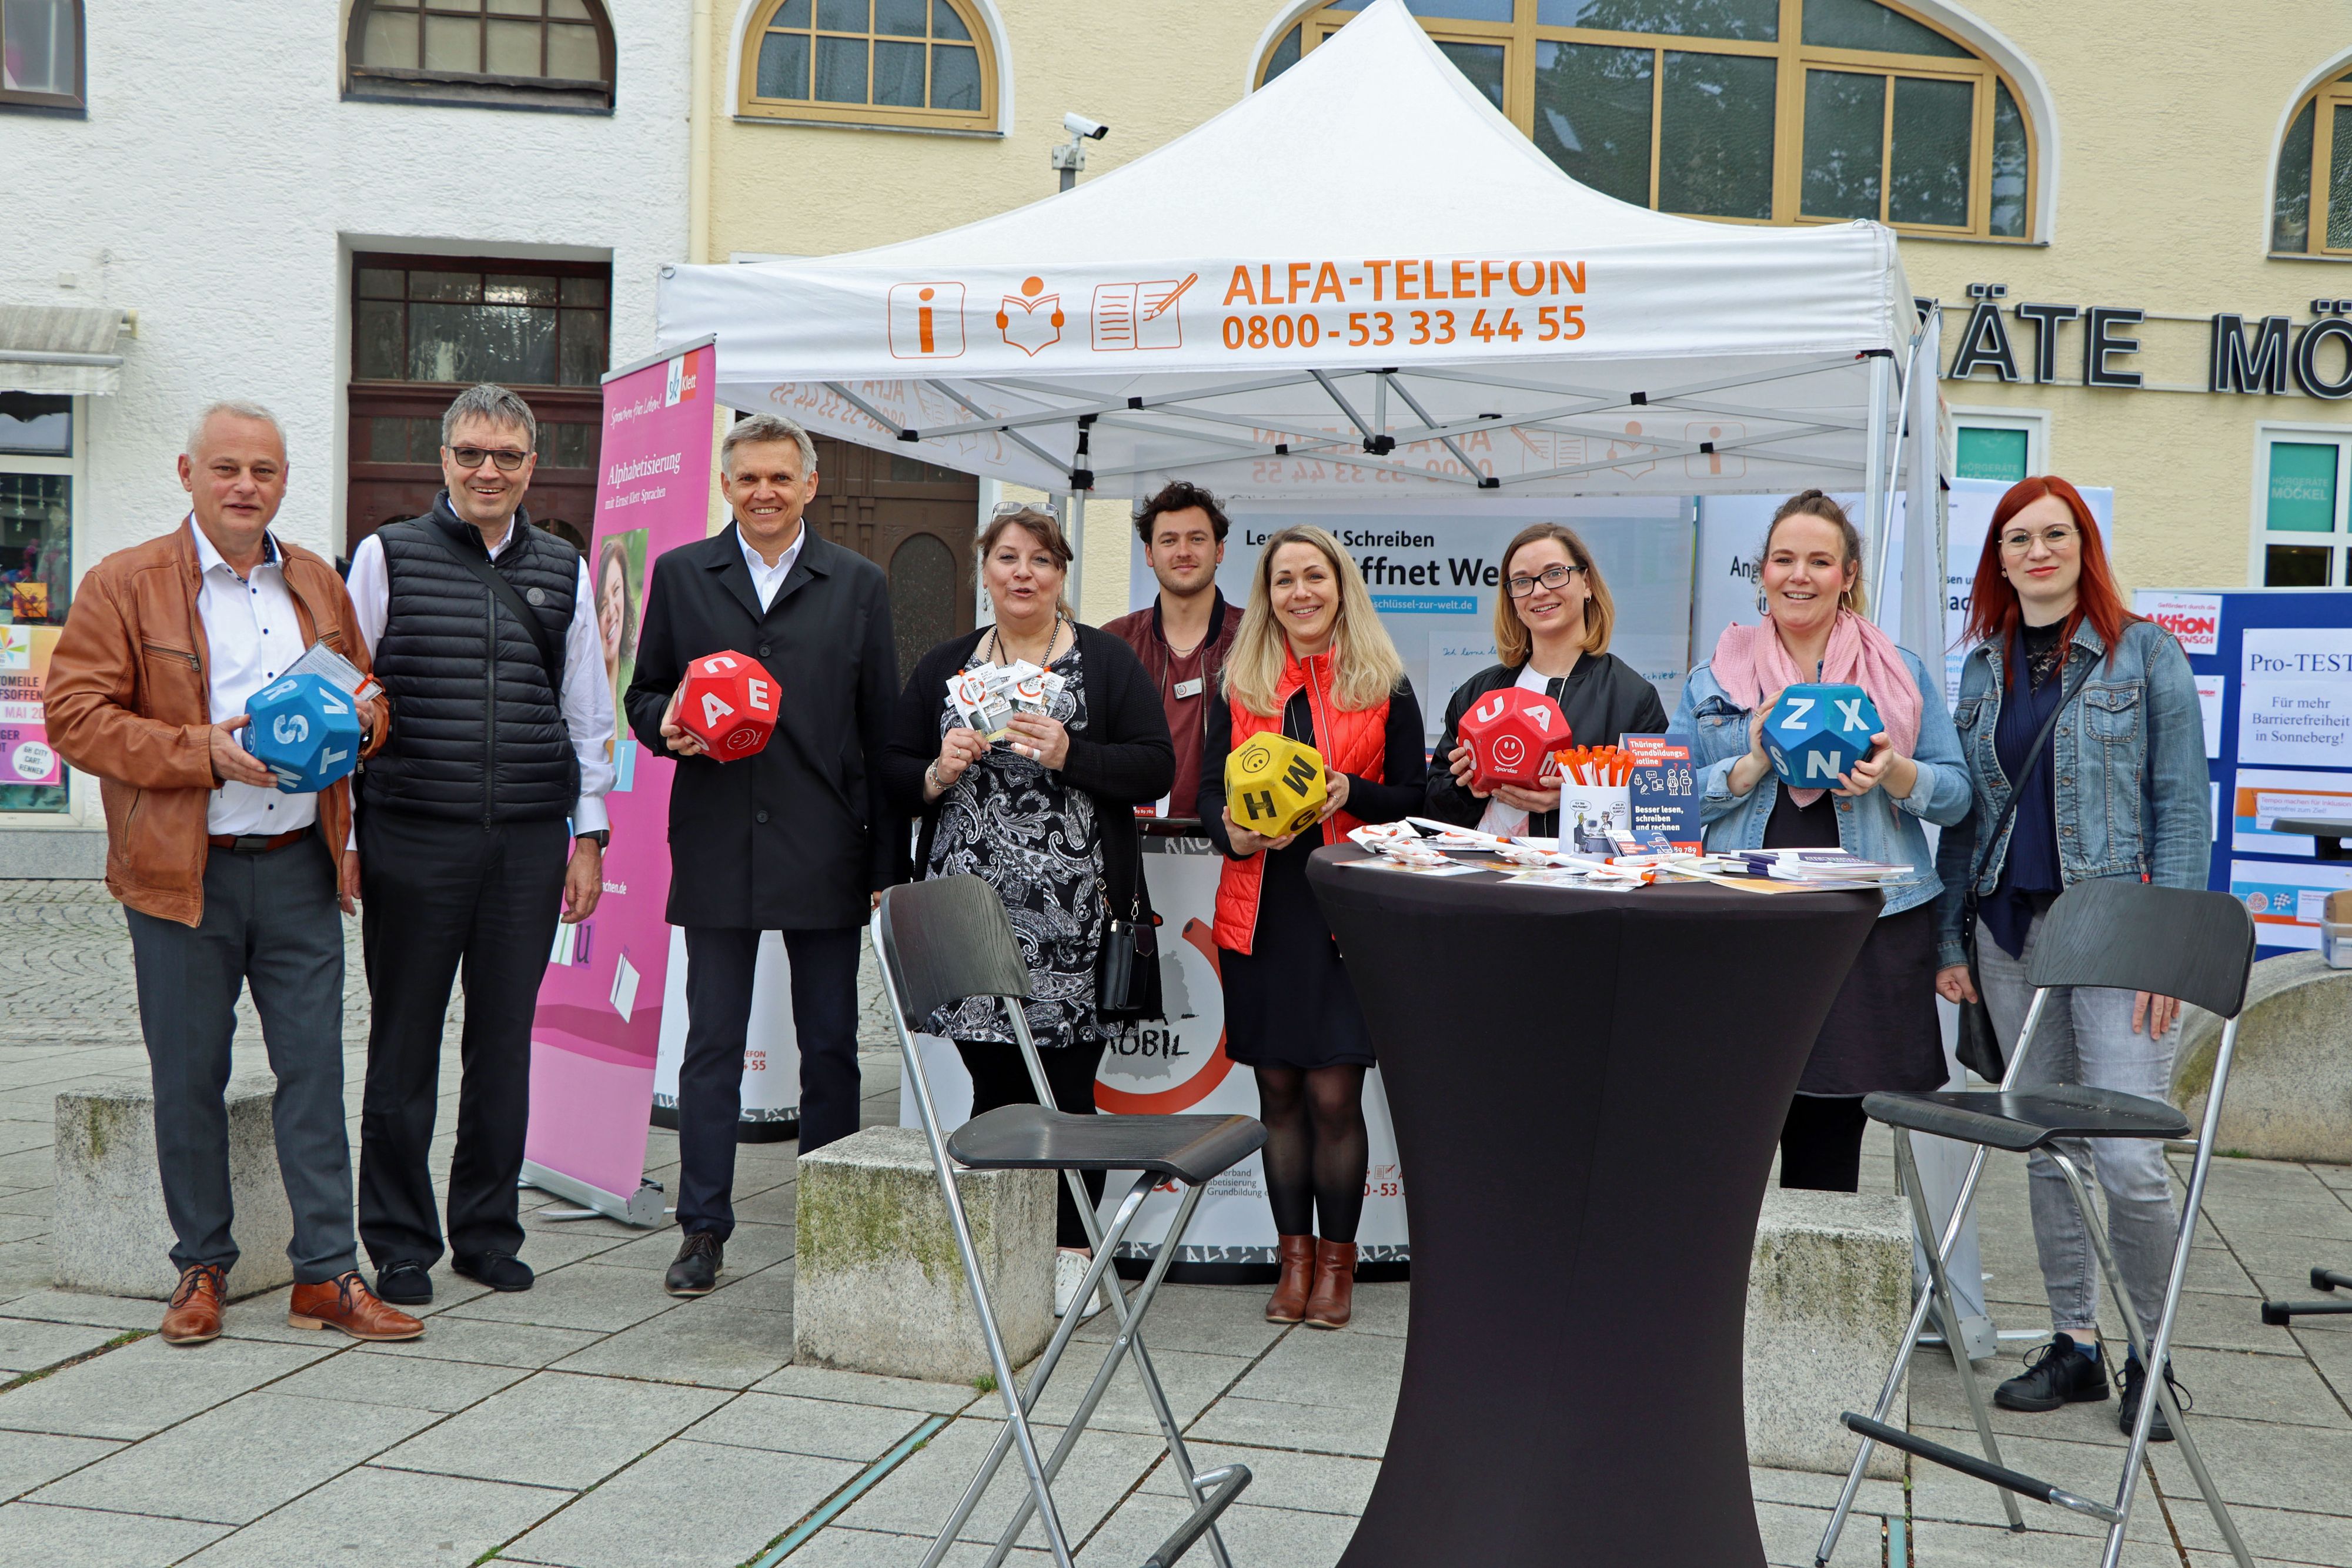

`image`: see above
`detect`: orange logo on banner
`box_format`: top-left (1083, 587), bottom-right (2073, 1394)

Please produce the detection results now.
top-left (1093, 918), bottom-right (1237, 1114)
top-left (888, 282), bottom-right (967, 359)
top-left (997, 276), bottom-right (1064, 356)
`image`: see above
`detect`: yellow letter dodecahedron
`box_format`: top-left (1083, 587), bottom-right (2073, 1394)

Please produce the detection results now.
top-left (1225, 733), bottom-right (1328, 837)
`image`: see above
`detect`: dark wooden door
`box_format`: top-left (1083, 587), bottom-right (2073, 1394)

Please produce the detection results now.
top-left (809, 436), bottom-right (977, 681)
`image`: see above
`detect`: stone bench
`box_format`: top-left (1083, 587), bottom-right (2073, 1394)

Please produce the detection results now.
top-left (2173, 953), bottom-right (2352, 1166)
top-left (53, 1077), bottom-right (293, 1300)
top-left (1746, 1188), bottom-right (1910, 1477)
top-left (794, 1125), bottom-right (1055, 1384)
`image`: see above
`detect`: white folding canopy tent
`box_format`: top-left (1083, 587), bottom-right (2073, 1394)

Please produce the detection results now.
top-left (657, 0), bottom-right (1936, 638)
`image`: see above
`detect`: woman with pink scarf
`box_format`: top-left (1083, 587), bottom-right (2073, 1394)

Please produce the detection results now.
top-left (1670, 492), bottom-right (1971, 1193)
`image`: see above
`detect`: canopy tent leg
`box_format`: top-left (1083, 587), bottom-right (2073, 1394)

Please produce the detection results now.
top-left (1860, 352), bottom-right (1893, 617)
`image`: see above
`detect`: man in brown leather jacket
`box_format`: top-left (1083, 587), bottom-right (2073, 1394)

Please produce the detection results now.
top-left (44, 402), bottom-right (422, 1347)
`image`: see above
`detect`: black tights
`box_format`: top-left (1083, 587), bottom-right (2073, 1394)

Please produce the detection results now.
top-left (1254, 1064), bottom-right (1368, 1243)
top-left (1779, 1094), bottom-right (1868, 1193)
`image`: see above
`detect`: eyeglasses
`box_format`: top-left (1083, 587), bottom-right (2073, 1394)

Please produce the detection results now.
top-left (990, 499), bottom-right (1060, 520)
top-left (1506, 563), bottom-right (1583, 598)
top-left (1999, 524), bottom-right (2078, 554)
top-left (447, 445), bottom-right (530, 473)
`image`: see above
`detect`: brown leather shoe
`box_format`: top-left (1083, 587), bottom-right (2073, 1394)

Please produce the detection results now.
top-left (159, 1264), bottom-right (227, 1346)
top-left (288, 1272), bottom-right (425, 1341)
top-left (1304, 1239), bottom-right (1356, 1329)
top-left (1265, 1234), bottom-right (1314, 1323)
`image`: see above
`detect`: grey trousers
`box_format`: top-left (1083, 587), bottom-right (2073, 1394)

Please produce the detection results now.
top-left (1974, 911), bottom-right (2181, 1347)
top-left (124, 833), bottom-right (359, 1284)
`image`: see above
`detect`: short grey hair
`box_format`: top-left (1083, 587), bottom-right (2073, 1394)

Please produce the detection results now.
top-left (185, 400), bottom-right (285, 459)
top-left (721, 412), bottom-right (817, 477)
top-left (441, 383), bottom-right (538, 448)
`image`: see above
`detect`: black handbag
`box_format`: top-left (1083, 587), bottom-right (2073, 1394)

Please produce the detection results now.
top-left (1954, 657), bottom-right (2090, 1081)
top-left (1096, 847), bottom-right (1164, 1024)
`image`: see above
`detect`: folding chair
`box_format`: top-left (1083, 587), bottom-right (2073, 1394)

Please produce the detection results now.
top-left (1815, 879), bottom-right (2259, 1568)
top-left (873, 875), bottom-right (1268, 1568)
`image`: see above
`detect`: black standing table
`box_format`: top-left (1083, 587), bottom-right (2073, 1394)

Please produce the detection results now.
top-left (1308, 846), bottom-right (1882, 1568)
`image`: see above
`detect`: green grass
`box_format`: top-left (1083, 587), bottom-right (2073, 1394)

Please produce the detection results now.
top-left (973, 1373), bottom-right (998, 1395)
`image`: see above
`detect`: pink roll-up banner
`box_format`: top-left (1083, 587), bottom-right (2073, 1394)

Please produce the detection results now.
top-left (522, 337), bottom-right (718, 1226)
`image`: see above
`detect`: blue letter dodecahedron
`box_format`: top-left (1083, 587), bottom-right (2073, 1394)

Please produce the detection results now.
top-left (243, 673), bottom-right (362, 793)
top-left (1764, 683), bottom-right (1881, 791)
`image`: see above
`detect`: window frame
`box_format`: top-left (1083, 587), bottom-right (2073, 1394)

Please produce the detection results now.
top-left (2250, 422), bottom-right (2352, 587)
top-left (2275, 72), bottom-right (2352, 259)
top-left (0, 0), bottom-right (86, 115)
top-left (736, 0), bottom-right (1000, 133)
top-left (1258, 0), bottom-right (2036, 241)
top-left (1947, 405), bottom-right (2047, 483)
top-left (343, 0), bottom-right (617, 115)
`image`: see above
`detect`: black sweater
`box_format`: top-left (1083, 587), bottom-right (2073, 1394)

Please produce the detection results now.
top-left (880, 624), bottom-right (1175, 921)
top-left (1197, 681), bottom-right (1428, 855)
top-left (1424, 652), bottom-right (1670, 835)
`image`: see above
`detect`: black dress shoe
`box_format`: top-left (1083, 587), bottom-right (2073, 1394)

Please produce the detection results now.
top-left (452, 1251), bottom-right (534, 1292)
top-left (665, 1231), bottom-right (724, 1298)
top-left (1994, 1333), bottom-right (2110, 1412)
top-left (2119, 1355), bottom-right (2184, 1442)
top-left (376, 1261), bottom-right (433, 1306)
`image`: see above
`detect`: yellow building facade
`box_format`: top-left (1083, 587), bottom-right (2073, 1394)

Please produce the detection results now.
top-left (691, 0), bottom-right (2352, 619)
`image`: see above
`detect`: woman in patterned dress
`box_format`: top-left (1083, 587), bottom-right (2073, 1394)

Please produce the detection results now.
top-left (881, 507), bottom-right (1174, 1310)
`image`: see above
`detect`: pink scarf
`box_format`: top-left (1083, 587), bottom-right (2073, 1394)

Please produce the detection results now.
top-left (1711, 609), bottom-right (1922, 807)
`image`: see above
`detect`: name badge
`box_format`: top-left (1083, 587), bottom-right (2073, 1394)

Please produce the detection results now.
top-left (1172, 677), bottom-right (1204, 700)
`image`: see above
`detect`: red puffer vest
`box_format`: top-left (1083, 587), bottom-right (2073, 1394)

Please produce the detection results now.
top-left (1212, 648), bottom-right (1391, 955)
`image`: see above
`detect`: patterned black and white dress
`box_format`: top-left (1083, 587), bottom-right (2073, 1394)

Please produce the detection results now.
top-left (921, 641), bottom-right (1106, 1051)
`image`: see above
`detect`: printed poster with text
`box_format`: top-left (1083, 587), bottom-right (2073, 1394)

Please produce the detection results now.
top-left (0, 626), bottom-right (65, 805)
top-left (527, 343), bottom-right (716, 1208)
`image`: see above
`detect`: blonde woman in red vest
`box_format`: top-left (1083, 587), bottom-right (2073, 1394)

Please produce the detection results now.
top-left (1197, 525), bottom-right (1425, 1330)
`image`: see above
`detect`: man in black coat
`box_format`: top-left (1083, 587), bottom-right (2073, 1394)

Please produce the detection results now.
top-left (624, 412), bottom-right (901, 1296)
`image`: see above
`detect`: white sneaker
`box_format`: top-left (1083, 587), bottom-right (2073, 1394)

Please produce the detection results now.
top-left (1054, 1250), bottom-right (1107, 1320)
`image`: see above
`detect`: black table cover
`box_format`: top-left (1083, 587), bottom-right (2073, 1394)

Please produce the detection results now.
top-left (1308, 847), bottom-right (1882, 1568)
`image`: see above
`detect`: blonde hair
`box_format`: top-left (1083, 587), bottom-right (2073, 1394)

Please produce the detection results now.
top-left (1492, 523), bottom-right (1615, 667)
top-left (1762, 490), bottom-right (1867, 617)
top-left (1223, 525), bottom-right (1406, 716)
top-left (976, 507), bottom-right (1074, 620)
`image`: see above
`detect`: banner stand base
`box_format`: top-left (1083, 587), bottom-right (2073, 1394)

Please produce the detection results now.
top-left (520, 1161), bottom-right (667, 1228)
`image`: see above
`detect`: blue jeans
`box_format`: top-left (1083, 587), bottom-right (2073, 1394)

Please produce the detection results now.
top-left (1973, 912), bottom-right (2181, 1347)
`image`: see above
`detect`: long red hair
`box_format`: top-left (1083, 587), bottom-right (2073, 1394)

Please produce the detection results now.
top-left (1962, 476), bottom-right (2135, 687)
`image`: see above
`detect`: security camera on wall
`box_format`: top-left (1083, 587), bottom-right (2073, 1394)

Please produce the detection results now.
top-left (1063, 112), bottom-right (1110, 141)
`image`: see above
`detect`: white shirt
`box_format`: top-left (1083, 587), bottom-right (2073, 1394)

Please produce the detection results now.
top-left (1476, 664), bottom-right (1558, 840)
top-left (740, 523), bottom-right (804, 612)
top-left (346, 516), bottom-right (615, 835)
top-left (191, 519), bottom-right (318, 837)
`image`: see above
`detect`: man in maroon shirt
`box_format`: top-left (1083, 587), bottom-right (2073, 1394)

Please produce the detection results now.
top-left (1101, 480), bottom-right (1240, 825)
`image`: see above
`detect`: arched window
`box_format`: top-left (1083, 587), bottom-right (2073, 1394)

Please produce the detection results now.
top-left (1, 0), bottom-right (83, 112)
top-left (2274, 69), bottom-right (2352, 256)
top-left (346, 0), bottom-right (615, 113)
top-left (1259, 0), bottom-right (2035, 240)
top-left (738, 0), bottom-right (997, 131)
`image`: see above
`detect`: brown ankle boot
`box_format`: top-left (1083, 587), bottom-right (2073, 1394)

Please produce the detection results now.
top-left (1265, 1235), bottom-right (1315, 1323)
top-left (1304, 1239), bottom-right (1356, 1329)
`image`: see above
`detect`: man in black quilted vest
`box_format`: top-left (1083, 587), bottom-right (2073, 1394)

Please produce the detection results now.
top-left (345, 383), bottom-right (616, 1305)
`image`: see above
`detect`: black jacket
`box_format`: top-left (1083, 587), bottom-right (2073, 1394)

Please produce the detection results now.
top-left (364, 495), bottom-right (580, 823)
top-left (1424, 652), bottom-right (1671, 835)
top-left (880, 624), bottom-right (1174, 925)
top-left (624, 524), bottom-right (902, 930)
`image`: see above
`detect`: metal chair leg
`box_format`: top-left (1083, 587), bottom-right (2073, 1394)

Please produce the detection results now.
top-left (2050, 1155), bottom-right (2253, 1568)
top-left (883, 941), bottom-right (1078, 1568)
top-left (982, 1182), bottom-right (1211, 1567)
top-left (1011, 997), bottom-right (1237, 1568)
top-left (1817, 989), bottom-right (2052, 1565)
top-left (2094, 1016), bottom-right (2250, 1568)
top-left (1896, 1129), bottom-right (2027, 1530)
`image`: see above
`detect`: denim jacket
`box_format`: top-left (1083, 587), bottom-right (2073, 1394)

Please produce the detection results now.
top-left (1671, 646), bottom-right (1970, 918)
top-left (1929, 618), bottom-right (2208, 968)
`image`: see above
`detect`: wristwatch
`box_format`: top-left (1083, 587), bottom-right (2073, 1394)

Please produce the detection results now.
top-left (576, 829), bottom-right (610, 849)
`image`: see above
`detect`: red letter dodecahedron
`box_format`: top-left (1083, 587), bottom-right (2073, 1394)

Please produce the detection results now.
top-left (679, 650), bottom-right (778, 760)
top-left (1457, 688), bottom-right (1572, 794)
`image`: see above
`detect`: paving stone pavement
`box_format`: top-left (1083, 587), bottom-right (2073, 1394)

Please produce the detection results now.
top-left (2, 879), bottom-right (2350, 1566)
